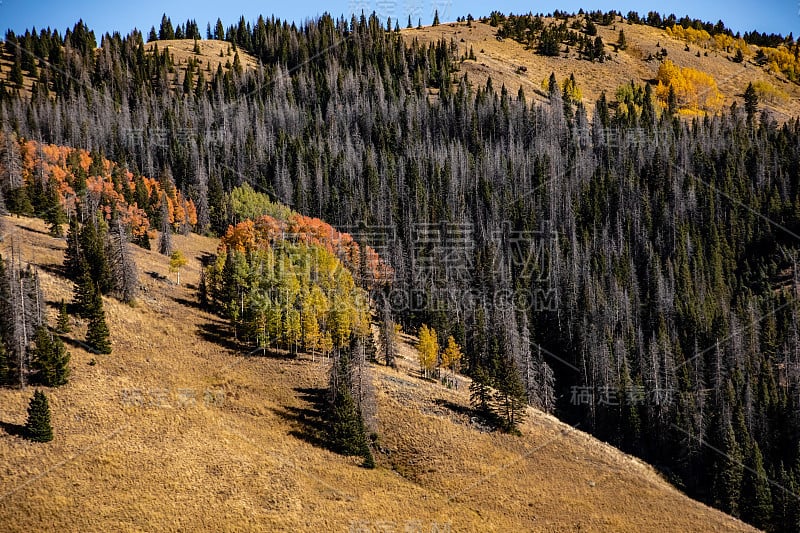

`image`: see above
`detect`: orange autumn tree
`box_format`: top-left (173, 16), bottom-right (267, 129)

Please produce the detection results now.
top-left (0, 133), bottom-right (197, 240)
top-left (219, 212), bottom-right (392, 284)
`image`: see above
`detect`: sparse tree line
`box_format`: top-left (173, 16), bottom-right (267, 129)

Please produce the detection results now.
top-left (493, 13), bottom-right (606, 61)
top-left (488, 9), bottom-right (798, 84)
top-left (0, 248), bottom-right (69, 388)
top-left (1, 11), bottom-right (800, 529)
top-left (0, 251), bottom-right (62, 444)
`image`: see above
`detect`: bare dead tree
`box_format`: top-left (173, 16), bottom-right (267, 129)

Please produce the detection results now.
top-left (109, 216), bottom-right (139, 303)
top-left (158, 192), bottom-right (173, 256)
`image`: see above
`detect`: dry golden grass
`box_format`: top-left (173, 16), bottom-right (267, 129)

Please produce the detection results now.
top-left (0, 216), bottom-right (755, 532)
top-left (403, 18), bottom-right (800, 121)
top-left (143, 38), bottom-right (260, 75)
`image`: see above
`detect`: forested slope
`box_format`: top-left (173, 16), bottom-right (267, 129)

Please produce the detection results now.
top-left (0, 215), bottom-right (756, 532)
top-left (1, 10), bottom-right (800, 531)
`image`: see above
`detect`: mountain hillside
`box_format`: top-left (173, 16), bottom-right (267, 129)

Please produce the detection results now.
top-left (0, 215), bottom-right (756, 532)
top-left (402, 17), bottom-right (800, 120)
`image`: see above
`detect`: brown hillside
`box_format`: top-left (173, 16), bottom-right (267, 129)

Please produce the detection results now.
top-left (0, 215), bottom-right (755, 532)
top-left (403, 18), bottom-right (800, 121)
top-left (143, 38), bottom-right (260, 73)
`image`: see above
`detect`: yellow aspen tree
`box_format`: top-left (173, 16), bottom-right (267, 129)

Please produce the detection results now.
top-left (417, 324), bottom-right (438, 379)
top-left (169, 250), bottom-right (188, 285)
top-left (441, 335), bottom-right (463, 386)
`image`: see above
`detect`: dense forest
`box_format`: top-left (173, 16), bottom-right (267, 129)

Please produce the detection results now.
top-left (2, 10), bottom-right (800, 531)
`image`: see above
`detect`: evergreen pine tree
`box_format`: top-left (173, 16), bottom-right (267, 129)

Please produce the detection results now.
top-left (42, 182), bottom-right (66, 237)
top-left (713, 421), bottom-right (743, 516)
top-left (593, 36), bottom-right (605, 62)
top-left (741, 442), bottom-right (773, 529)
top-left (7, 185), bottom-right (33, 215)
top-left (470, 365), bottom-right (493, 415)
top-left (133, 230), bottom-right (150, 250)
top-left (56, 299), bottom-right (70, 333)
top-left (329, 371), bottom-right (369, 456)
top-left (667, 84), bottom-right (678, 116)
top-left (64, 216), bottom-right (82, 281)
top-left (207, 173), bottom-right (226, 236)
top-left (10, 55), bottom-right (24, 88)
top-left (744, 82), bottom-right (758, 124)
top-left (85, 284), bottom-right (112, 354)
top-left (494, 354), bottom-right (527, 433)
top-left (24, 390), bottom-right (53, 442)
top-left (31, 326), bottom-right (70, 386)
top-left (547, 72), bottom-right (558, 98)
top-left (432, 10), bottom-right (440, 26)
top-left (772, 463), bottom-right (799, 530)
top-left (73, 264), bottom-right (95, 318)
top-left (80, 217), bottom-right (112, 293)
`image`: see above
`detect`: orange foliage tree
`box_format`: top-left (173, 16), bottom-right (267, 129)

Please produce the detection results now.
top-left (2, 133), bottom-right (197, 238)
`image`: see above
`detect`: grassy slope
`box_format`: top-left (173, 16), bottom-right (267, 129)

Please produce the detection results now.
top-left (143, 38), bottom-right (260, 74)
top-left (403, 18), bottom-right (800, 121)
top-left (0, 215), bottom-right (755, 532)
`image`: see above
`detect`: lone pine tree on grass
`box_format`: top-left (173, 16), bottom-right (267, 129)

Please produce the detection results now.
top-left (329, 383), bottom-right (370, 457)
top-left (86, 284), bottom-right (112, 355)
top-left (25, 390), bottom-right (53, 442)
top-left (328, 349), bottom-right (375, 468)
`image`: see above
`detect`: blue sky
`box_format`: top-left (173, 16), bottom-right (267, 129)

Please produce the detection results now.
top-left (0, 0), bottom-right (795, 39)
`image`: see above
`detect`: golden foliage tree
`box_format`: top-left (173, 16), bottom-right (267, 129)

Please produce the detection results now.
top-left (440, 335), bottom-right (463, 387)
top-left (655, 60), bottom-right (724, 112)
top-left (417, 324), bottom-right (438, 379)
top-left (169, 250), bottom-right (188, 285)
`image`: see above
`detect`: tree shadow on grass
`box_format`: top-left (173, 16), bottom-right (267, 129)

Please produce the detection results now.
top-left (0, 420), bottom-right (26, 438)
top-left (196, 321), bottom-right (295, 359)
top-left (37, 263), bottom-right (66, 278)
top-left (16, 224), bottom-right (52, 237)
top-left (271, 386), bottom-right (331, 451)
top-left (171, 295), bottom-right (205, 311)
top-left (60, 335), bottom-right (93, 353)
top-left (197, 321), bottom-right (248, 353)
top-left (146, 271), bottom-right (168, 281)
top-left (433, 398), bottom-right (501, 431)
top-left (433, 398), bottom-right (475, 417)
